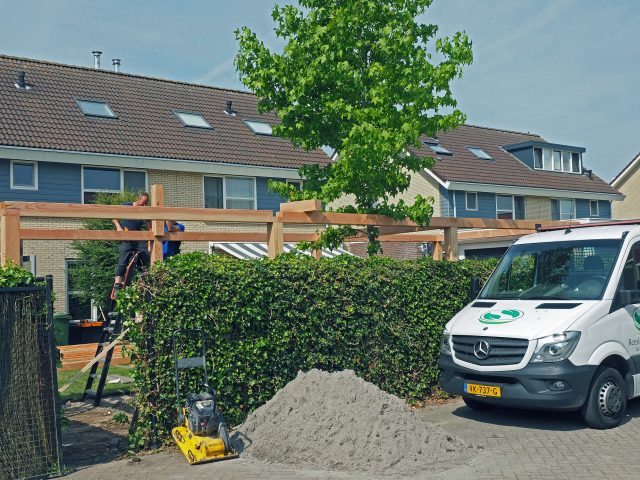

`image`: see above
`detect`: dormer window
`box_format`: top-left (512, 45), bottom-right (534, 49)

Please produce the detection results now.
top-left (76, 99), bottom-right (117, 118)
top-left (533, 147), bottom-right (581, 173)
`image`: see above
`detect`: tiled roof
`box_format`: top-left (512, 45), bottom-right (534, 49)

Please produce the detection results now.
top-left (408, 124), bottom-right (619, 195)
top-left (0, 54), bottom-right (330, 169)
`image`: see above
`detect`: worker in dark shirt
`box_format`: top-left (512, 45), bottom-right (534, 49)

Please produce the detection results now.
top-left (163, 220), bottom-right (185, 259)
top-left (112, 192), bottom-right (149, 289)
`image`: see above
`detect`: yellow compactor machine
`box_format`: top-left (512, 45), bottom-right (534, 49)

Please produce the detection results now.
top-left (171, 329), bottom-right (238, 465)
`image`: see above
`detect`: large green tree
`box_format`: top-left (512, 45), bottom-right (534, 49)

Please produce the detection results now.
top-left (235, 0), bottom-right (472, 254)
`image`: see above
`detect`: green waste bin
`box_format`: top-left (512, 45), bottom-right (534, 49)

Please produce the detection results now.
top-left (53, 312), bottom-right (72, 346)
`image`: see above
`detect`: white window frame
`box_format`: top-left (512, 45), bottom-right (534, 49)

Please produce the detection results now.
top-left (532, 147), bottom-right (583, 174)
top-left (552, 150), bottom-right (562, 171)
top-left (552, 198), bottom-right (576, 221)
top-left (286, 179), bottom-right (303, 191)
top-left (590, 200), bottom-right (599, 217)
top-left (496, 194), bottom-right (515, 219)
top-left (202, 175), bottom-right (257, 210)
top-left (65, 259), bottom-right (97, 321)
top-left (10, 160), bottom-right (38, 190)
top-left (81, 166), bottom-right (148, 203)
top-left (465, 192), bottom-right (478, 211)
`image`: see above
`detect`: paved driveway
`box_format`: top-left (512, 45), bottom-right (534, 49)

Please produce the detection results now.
top-left (68, 397), bottom-right (640, 480)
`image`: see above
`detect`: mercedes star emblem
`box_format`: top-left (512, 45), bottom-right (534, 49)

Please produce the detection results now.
top-left (473, 340), bottom-right (490, 360)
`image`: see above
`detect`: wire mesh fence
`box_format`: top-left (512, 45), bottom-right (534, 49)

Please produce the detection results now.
top-left (0, 277), bottom-right (63, 480)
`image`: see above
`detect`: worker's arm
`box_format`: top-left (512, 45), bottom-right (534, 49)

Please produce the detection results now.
top-left (113, 219), bottom-right (123, 231)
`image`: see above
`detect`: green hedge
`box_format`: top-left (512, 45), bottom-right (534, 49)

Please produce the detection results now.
top-left (119, 252), bottom-right (496, 447)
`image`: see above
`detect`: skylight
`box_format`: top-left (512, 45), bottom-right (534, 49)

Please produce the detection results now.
top-left (428, 144), bottom-right (451, 155)
top-left (76, 99), bottom-right (116, 118)
top-left (174, 111), bottom-right (213, 129)
top-left (244, 120), bottom-right (273, 135)
top-left (468, 147), bottom-right (492, 160)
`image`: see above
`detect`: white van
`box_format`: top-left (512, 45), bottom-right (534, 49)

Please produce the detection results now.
top-left (439, 223), bottom-right (640, 429)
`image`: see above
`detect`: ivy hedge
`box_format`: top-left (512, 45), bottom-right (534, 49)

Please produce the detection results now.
top-left (118, 252), bottom-right (496, 447)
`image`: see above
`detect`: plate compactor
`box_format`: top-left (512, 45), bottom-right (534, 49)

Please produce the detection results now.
top-left (171, 329), bottom-right (238, 465)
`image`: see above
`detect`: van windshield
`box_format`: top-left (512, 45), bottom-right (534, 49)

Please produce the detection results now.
top-left (479, 239), bottom-right (622, 300)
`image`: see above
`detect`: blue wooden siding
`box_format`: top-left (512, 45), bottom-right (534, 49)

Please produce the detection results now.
top-left (598, 200), bottom-right (612, 219)
top-left (256, 177), bottom-right (286, 212)
top-left (575, 199), bottom-right (612, 219)
top-left (508, 147), bottom-right (535, 169)
top-left (439, 185), bottom-right (452, 217)
top-left (454, 191), bottom-right (497, 218)
top-left (0, 159), bottom-right (81, 203)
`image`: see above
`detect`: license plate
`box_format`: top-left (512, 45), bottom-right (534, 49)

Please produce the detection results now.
top-left (464, 383), bottom-right (501, 397)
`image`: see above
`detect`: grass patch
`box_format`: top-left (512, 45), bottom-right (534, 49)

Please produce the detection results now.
top-left (57, 365), bottom-right (133, 402)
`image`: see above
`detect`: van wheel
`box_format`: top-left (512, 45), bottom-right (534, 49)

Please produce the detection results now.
top-left (463, 396), bottom-right (495, 411)
top-left (580, 367), bottom-right (627, 429)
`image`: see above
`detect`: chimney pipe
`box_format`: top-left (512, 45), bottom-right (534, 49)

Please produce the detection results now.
top-left (92, 50), bottom-right (102, 69)
top-left (112, 58), bottom-right (121, 72)
top-left (225, 100), bottom-right (235, 115)
top-left (17, 70), bottom-right (26, 88)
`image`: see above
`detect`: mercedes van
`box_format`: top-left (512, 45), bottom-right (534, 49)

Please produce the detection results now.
top-left (438, 223), bottom-right (640, 429)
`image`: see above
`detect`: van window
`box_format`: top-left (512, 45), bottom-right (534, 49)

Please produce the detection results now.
top-left (480, 239), bottom-right (622, 300)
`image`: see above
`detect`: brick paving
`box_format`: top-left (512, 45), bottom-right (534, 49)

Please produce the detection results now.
top-left (68, 397), bottom-right (640, 480)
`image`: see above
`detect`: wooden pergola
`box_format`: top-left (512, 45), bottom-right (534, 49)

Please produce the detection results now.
top-left (0, 184), bottom-right (559, 266)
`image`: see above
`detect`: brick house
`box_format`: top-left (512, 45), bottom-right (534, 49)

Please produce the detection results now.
top-left (610, 151), bottom-right (640, 219)
top-left (0, 53), bottom-right (330, 317)
top-left (369, 125), bottom-right (622, 260)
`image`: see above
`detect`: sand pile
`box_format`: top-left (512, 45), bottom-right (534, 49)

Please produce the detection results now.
top-left (236, 369), bottom-right (474, 476)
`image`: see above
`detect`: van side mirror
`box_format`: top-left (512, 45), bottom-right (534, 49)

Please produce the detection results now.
top-left (470, 277), bottom-right (481, 301)
top-left (617, 289), bottom-right (640, 307)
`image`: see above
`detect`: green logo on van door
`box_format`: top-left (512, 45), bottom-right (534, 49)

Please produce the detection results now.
top-left (633, 308), bottom-right (640, 331)
top-left (479, 309), bottom-right (524, 324)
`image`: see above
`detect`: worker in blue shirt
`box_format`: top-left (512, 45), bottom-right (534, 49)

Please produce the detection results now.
top-left (163, 220), bottom-right (185, 259)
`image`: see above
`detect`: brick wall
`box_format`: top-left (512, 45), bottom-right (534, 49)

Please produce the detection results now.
top-left (345, 241), bottom-right (425, 260)
top-left (613, 167), bottom-right (640, 219)
top-left (525, 196), bottom-right (552, 220)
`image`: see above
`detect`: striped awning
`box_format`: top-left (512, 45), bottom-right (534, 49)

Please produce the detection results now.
top-left (210, 242), bottom-right (352, 260)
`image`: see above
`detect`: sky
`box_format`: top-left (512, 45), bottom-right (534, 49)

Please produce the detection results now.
top-left (1, 0), bottom-right (638, 181)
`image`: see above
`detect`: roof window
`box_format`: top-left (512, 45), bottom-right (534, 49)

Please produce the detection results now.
top-left (428, 144), bottom-right (452, 155)
top-left (76, 99), bottom-right (117, 118)
top-left (244, 120), bottom-right (273, 136)
top-left (174, 111), bottom-right (213, 129)
top-left (468, 147), bottom-right (492, 160)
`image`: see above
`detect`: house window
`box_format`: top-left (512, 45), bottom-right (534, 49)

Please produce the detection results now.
top-left (496, 195), bottom-right (514, 219)
top-left (204, 176), bottom-right (223, 208)
top-left (76, 99), bottom-right (117, 118)
top-left (552, 150), bottom-right (562, 171)
top-left (533, 147), bottom-right (582, 174)
top-left (590, 200), bottom-right (599, 217)
top-left (468, 147), bottom-right (492, 160)
top-left (225, 177), bottom-right (256, 209)
top-left (10, 160), bottom-right (38, 189)
top-left (428, 144), bottom-right (452, 155)
top-left (571, 152), bottom-right (581, 173)
top-left (551, 199), bottom-right (576, 220)
top-left (244, 120), bottom-right (273, 135)
top-left (533, 148), bottom-right (543, 169)
top-left (466, 192), bottom-right (478, 211)
top-left (495, 195), bottom-right (524, 219)
top-left (174, 111), bottom-right (213, 129)
top-left (66, 260), bottom-right (92, 320)
top-left (203, 176), bottom-right (256, 210)
top-left (286, 179), bottom-right (303, 191)
top-left (82, 166), bottom-right (148, 203)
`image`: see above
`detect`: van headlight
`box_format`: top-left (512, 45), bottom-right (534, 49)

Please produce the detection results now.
top-left (530, 331), bottom-right (580, 363)
top-left (440, 332), bottom-right (452, 355)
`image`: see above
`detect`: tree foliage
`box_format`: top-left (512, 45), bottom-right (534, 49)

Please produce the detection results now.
top-left (235, 0), bottom-right (473, 254)
top-left (69, 191), bottom-right (138, 310)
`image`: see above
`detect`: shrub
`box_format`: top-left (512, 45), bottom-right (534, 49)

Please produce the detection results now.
top-left (0, 261), bottom-right (36, 287)
top-left (118, 252), bottom-right (496, 447)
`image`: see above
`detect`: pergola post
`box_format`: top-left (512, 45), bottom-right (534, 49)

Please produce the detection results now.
top-left (432, 241), bottom-right (443, 261)
top-left (150, 184), bottom-right (164, 264)
top-left (443, 227), bottom-right (459, 261)
top-left (267, 220), bottom-right (284, 259)
top-left (0, 208), bottom-right (21, 266)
